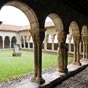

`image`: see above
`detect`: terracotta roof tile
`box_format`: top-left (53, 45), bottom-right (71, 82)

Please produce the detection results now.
top-left (0, 24), bottom-right (30, 32)
top-left (0, 22), bottom-right (54, 32)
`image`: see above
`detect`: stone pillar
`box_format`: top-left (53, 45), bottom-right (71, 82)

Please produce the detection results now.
top-left (57, 31), bottom-right (68, 73)
top-left (10, 38), bottom-right (11, 48)
top-left (44, 35), bottom-right (47, 51)
top-left (69, 37), bottom-right (72, 53)
top-left (23, 36), bottom-right (26, 48)
top-left (85, 39), bottom-right (88, 60)
top-left (52, 35), bottom-right (54, 51)
top-left (81, 25), bottom-right (88, 61)
top-left (82, 39), bottom-right (86, 60)
top-left (30, 29), bottom-right (45, 84)
top-left (28, 37), bottom-right (30, 49)
top-left (79, 42), bottom-right (82, 54)
top-left (73, 34), bottom-right (81, 65)
top-left (66, 34), bottom-right (72, 53)
top-left (82, 36), bottom-right (88, 61)
top-left (2, 37), bottom-right (5, 49)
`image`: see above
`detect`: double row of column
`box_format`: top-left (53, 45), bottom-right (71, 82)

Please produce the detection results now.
top-left (20, 36), bottom-right (34, 49)
top-left (29, 29), bottom-right (69, 84)
top-left (44, 35), bottom-right (57, 51)
top-left (29, 27), bottom-right (88, 84)
top-left (2, 37), bottom-right (13, 48)
top-left (82, 25), bottom-right (88, 61)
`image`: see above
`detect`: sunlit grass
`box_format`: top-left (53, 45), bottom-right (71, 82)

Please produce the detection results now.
top-left (0, 49), bottom-right (73, 81)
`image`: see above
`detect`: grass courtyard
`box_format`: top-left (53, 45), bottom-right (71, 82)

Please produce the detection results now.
top-left (0, 49), bottom-right (73, 82)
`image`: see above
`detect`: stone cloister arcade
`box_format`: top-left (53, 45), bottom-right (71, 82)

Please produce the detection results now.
top-left (0, 34), bottom-right (17, 49)
top-left (1, 0), bottom-right (88, 86)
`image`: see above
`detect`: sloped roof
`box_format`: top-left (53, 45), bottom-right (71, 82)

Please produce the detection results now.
top-left (0, 22), bottom-right (54, 32)
top-left (0, 24), bottom-right (30, 32)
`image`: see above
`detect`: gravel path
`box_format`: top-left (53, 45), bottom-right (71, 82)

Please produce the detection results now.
top-left (55, 66), bottom-right (88, 88)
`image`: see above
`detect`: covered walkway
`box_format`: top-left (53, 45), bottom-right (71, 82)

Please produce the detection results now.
top-left (1, 0), bottom-right (88, 87)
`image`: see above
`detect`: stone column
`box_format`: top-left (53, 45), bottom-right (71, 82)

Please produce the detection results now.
top-left (2, 37), bottom-right (5, 49)
top-left (79, 42), bottom-right (82, 54)
top-left (28, 37), bottom-right (30, 49)
top-left (85, 39), bottom-right (88, 60)
top-left (52, 35), bottom-right (54, 51)
top-left (73, 34), bottom-right (81, 65)
top-left (10, 37), bottom-right (11, 48)
top-left (82, 36), bottom-right (88, 61)
top-left (66, 34), bottom-right (72, 53)
top-left (44, 35), bottom-right (48, 51)
top-left (30, 29), bottom-right (45, 84)
top-left (23, 36), bottom-right (26, 48)
top-left (82, 38), bottom-right (86, 60)
top-left (81, 25), bottom-right (88, 61)
top-left (44, 35), bottom-right (47, 51)
top-left (69, 37), bottom-right (72, 53)
top-left (57, 31), bottom-right (68, 73)
top-left (19, 37), bottom-right (22, 49)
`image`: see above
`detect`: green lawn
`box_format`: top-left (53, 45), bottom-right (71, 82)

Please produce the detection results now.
top-left (0, 49), bottom-right (73, 82)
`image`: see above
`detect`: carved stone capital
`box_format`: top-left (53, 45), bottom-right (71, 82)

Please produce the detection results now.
top-left (73, 34), bottom-right (80, 43)
top-left (57, 31), bottom-right (66, 43)
top-left (30, 29), bottom-right (45, 44)
top-left (82, 35), bottom-right (88, 43)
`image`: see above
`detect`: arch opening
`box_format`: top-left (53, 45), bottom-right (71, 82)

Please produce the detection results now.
top-left (4, 36), bottom-right (10, 48)
top-left (11, 36), bottom-right (17, 48)
top-left (44, 13), bottom-right (64, 52)
top-left (0, 36), bottom-right (3, 48)
top-left (2, 1), bottom-right (39, 29)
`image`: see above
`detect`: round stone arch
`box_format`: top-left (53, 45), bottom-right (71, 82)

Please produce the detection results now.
top-left (68, 21), bottom-right (80, 52)
top-left (4, 36), bottom-right (10, 48)
top-left (44, 13), bottom-right (65, 44)
top-left (69, 21), bottom-right (81, 66)
top-left (69, 21), bottom-right (80, 35)
top-left (11, 36), bottom-right (17, 48)
top-left (0, 36), bottom-right (3, 48)
top-left (45, 13), bottom-right (68, 73)
top-left (45, 13), bottom-right (64, 32)
top-left (3, 0), bottom-right (39, 31)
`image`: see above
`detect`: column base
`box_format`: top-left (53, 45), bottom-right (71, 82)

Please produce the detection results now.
top-left (58, 68), bottom-right (68, 73)
top-left (72, 62), bottom-right (81, 66)
top-left (31, 77), bottom-right (45, 84)
top-left (82, 58), bottom-right (88, 61)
